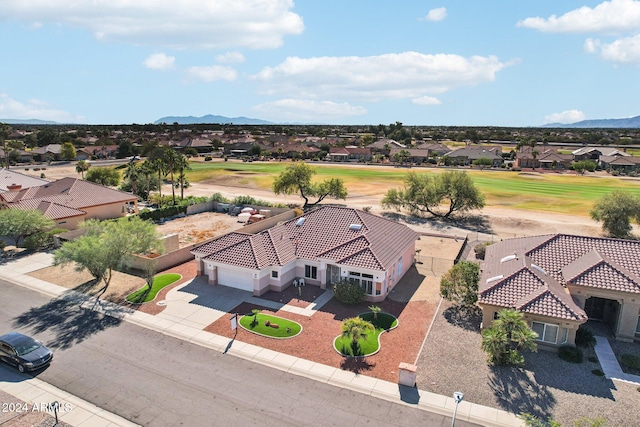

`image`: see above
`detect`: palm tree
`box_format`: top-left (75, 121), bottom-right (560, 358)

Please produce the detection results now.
top-left (152, 157), bottom-right (166, 199)
top-left (140, 159), bottom-right (155, 201)
top-left (368, 305), bottom-right (381, 320)
top-left (175, 153), bottom-right (191, 200)
top-left (75, 160), bottom-right (90, 179)
top-left (162, 149), bottom-right (179, 204)
top-left (123, 161), bottom-right (140, 196)
top-left (482, 309), bottom-right (538, 365)
top-left (340, 317), bottom-right (375, 356)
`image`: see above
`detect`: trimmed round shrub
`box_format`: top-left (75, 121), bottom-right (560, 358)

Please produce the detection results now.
top-left (558, 345), bottom-right (583, 363)
top-left (333, 279), bottom-right (365, 305)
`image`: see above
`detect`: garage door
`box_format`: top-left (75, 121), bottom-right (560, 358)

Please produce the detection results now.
top-left (217, 267), bottom-right (254, 292)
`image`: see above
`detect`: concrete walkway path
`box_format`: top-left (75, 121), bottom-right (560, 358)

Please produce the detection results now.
top-left (594, 336), bottom-right (640, 385)
top-left (0, 253), bottom-right (523, 427)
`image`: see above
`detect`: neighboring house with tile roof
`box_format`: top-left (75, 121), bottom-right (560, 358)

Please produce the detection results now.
top-left (0, 168), bottom-right (48, 192)
top-left (572, 146), bottom-right (629, 161)
top-left (479, 234), bottom-right (640, 349)
top-left (191, 206), bottom-right (419, 301)
top-left (0, 177), bottom-right (138, 229)
top-left (599, 155), bottom-right (640, 174)
top-left (328, 146), bottom-right (372, 162)
top-left (444, 146), bottom-right (503, 167)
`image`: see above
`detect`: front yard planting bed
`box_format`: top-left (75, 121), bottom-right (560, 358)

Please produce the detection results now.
top-left (334, 312), bottom-right (398, 357)
top-left (126, 273), bottom-right (182, 303)
top-left (239, 313), bottom-right (302, 338)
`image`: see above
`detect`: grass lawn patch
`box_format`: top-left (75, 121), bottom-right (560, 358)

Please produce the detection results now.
top-left (334, 312), bottom-right (398, 357)
top-left (239, 312), bottom-right (302, 338)
top-left (126, 273), bottom-right (182, 303)
top-left (186, 160), bottom-right (640, 217)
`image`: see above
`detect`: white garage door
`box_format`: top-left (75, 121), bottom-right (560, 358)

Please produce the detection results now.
top-left (217, 267), bottom-right (254, 292)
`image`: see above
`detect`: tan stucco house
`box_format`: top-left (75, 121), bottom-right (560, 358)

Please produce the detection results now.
top-left (479, 234), bottom-right (640, 350)
top-left (191, 206), bottom-right (419, 301)
top-left (0, 177), bottom-right (138, 230)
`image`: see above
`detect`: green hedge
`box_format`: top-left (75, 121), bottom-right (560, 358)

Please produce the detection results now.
top-left (138, 205), bottom-right (187, 221)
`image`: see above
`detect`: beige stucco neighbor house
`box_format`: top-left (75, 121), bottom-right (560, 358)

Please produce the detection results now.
top-left (191, 206), bottom-right (419, 302)
top-left (0, 177), bottom-right (138, 230)
top-left (479, 234), bottom-right (640, 350)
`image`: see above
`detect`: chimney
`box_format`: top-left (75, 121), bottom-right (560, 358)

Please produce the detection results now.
top-left (6, 183), bottom-right (22, 192)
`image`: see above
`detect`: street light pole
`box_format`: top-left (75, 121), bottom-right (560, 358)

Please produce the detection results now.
top-left (451, 391), bottom-right (464, 427)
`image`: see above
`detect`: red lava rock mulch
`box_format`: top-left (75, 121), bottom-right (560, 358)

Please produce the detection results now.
top-left (204, 293), bottom-right (436, 383)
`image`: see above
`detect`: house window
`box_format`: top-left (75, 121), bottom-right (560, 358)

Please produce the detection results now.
top-left (271, 271), bottom-right (278, 279)
top-left (305, 265), bottom-right (317, 279)
top-left (493, 312), bottom-right (499, 320)
top-left (347, 272), bottom-right (374, 295)
top-left (636, 315), bottom-right (640, 335)
top-left (397, 257), bottom-right (402, 276)
top-left (531, 321), bottom-right (559, 344)
top-left (560, 327), bottom-right (568, 344)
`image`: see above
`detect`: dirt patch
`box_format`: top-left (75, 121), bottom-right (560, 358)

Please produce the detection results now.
top-left (155, 212), bottom-right (244, 247)
top-left (28, 263), bottom-right (146, 304)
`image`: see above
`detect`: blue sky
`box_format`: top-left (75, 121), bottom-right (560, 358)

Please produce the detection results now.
top-left (1, 1), bottom-right (640, 126)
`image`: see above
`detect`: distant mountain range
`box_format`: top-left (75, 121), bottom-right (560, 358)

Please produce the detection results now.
top-left (0, 118), bottom-right (59, 125)
top-left (543, 114), bottom-right (640, 128)
top-left (154, 114), bottom-right (272, 125)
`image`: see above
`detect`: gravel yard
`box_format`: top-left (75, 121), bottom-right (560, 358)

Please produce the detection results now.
top-left (416, 301), bottom-right (640, 426)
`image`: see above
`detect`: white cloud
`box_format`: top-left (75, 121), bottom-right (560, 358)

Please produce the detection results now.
top-left (144, 53), bottom-right (175, 70)
top-left (518, 0), bottom-right (640, 34)
top-left (1, 0), bottom-right (304, 49)
top-left (586, 34), bottom-right (640, 64)
top-left (544, 109), bottom-right (586, 124)
top-left (253, 99), bottom-right (366, 122)
top-left (423, 7), bottom-right (447, 22)
top-left (215, 52), bottom-right (246, 64)
top-left (0, 94), bottom-right (85, 123)
top-left (584, 38), bottom-right (600, 53)
top-left (251, 52), bottom-right (509, 102)
top-left (185, 65), bottom-right (238, 82)
top-left (412, 96), bottom-right (442, 105)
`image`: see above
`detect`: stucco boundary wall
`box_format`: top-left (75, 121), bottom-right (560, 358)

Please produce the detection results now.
top-left (128, 209), bottom-right (298, 273)
top-left (186, 201), bottom-right (215, 215)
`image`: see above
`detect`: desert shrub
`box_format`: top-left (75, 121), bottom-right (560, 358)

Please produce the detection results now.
top-left (40, 173), bottom-right (46, 178)
top-left (210, 192), bottom-right (230, 203)
top-left (519, 413), bottom-right (561, 427)
top-left (333, 279), bottom-right (365, 305)
top-left (23, 227), bottom-right (67, 251)
top-left (474, 242), bottom-right (492, 260)
top-left (558, 345), bottom-right (583, 363)
top-left (204, 156), bottom-right (212, 161)
top-left (621, 354), bottom-right (640, 370)
top-left (576, 326), bottom-right (596, 347)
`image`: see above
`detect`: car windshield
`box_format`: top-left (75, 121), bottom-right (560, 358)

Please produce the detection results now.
top-left (14, 337), bottom-right (42, 356)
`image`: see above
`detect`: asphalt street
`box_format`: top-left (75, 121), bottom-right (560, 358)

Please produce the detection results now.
top-left (0, 279), bottom-right (477, 426)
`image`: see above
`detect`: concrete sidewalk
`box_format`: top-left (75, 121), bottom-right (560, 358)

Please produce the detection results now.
top-left (0, 367), bottom-right (139, 427)
top-left (594, 336), bottom-right (640, 385)
top-left (0, 253), bottom-right (523, 427)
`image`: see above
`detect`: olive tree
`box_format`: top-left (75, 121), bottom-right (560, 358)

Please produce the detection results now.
top-left (273, 161), bottom-right (348, 209)
top-left (590, 190), bottom-right (640, 239)
top-left (382, 170), bottom-right (485, 218)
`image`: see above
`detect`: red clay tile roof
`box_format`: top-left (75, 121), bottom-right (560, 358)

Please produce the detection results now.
top-left (10, 200), bottom-right (85, 220)
top-left (480, 233), bottom-right (640, 323)
top-left (1, 177), bottom-right (136, 209)
top-left (192, 206), bottom-right (418, 271)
